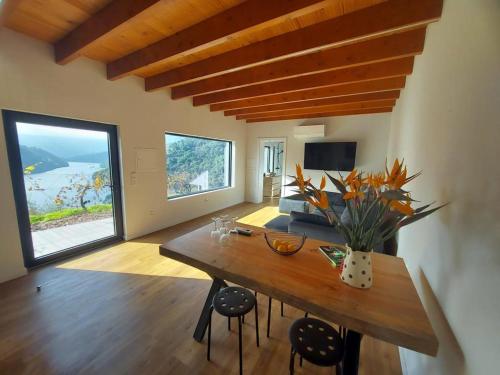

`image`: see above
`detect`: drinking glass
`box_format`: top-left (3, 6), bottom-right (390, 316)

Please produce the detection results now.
top-left (210, 217), bottom-right (221, 240)
top-left (229, 217), bottom-right (238, 233)
top-left (219, 220), bottom-right (231, 245)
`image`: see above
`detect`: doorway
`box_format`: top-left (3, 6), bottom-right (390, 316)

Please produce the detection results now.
top-left (257, 137), bottom-right (287, 203)
top-left (2, 110), bottom-right (124, 268)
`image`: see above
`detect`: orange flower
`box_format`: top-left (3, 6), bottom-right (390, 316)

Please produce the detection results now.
top-left (343, 190), bottom-right (365, 200)
top-left (345, 169), bottom-right (358, 186)
top-left (367, 173), bottom-right (385, 189)
top-left (318, 190), bottom-right (329, 209)
top-left (390, 200), bottom-right (414, 216)
top-left (385, 159), bottom-right (409, 189)
top-left (319, 176), bottom-right (326, 190)
top-left (295, 164), bottom-right (310, 193)
top-left (296, 164), bottom-right (304, 180)
top-left (342, 169), bottom-right (366, 201)
top-left (307, 190), bottom-right (329, 209)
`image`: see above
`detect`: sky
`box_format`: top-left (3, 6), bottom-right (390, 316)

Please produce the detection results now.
top-left (16, 122), bottom-right (108, 140)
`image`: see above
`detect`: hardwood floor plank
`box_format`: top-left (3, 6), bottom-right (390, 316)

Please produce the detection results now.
top-left (0, 201), bottom-right (401, 374)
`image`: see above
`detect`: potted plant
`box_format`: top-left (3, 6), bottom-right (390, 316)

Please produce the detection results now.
top-left (289, 159), bottom-right (446, 289)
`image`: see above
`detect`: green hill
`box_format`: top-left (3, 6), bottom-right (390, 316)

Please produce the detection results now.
top-left (19, 145), bottom-right (69, 174)
top-left (167, 138), bottom-right (226, 187)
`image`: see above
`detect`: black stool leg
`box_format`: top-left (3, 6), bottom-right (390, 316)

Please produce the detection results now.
top-left (336, 362), bottom-right (342, 375)
top-left (207, 306), bottom-right (214, 361)
top-left (281, 301), bottom-right (284, 317)
top-left (289, 347), bottom-right (296, 374)
top-left (304, 312), bottom-right (309, 318)
top-left (228, 317), bottom-right (231, 331)
top-left (254, 300), bottom-right (260, 347)
top-left (238, 316), bottom-right (243, 375)
top-left (267, 297), bottom-right (272, 338)
top-left (299, 354), bottom-right (303, 367)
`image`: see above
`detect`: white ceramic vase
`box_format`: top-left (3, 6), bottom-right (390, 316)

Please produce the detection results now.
top-left (340, 245), bottom-right (373, 289)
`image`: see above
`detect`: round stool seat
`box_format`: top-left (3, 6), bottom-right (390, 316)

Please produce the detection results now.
top-left (289, 318), bottom-right (343, 367)
top-left (213, 287), bottom-right (256, 317)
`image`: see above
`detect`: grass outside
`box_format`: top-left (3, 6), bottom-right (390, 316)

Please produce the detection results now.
top-left (30, 204), bottom-right (112, 224)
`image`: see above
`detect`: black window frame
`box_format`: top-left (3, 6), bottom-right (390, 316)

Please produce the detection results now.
top-left (2, 110), bottom-right (124, 268)
top-left (165, 132), bottom-right (233, 200)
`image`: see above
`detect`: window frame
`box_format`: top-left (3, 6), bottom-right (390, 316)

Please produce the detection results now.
top-left (2, 110), bottom-right (124, 268)
top-left (165, 132), bottom-right (233, 200)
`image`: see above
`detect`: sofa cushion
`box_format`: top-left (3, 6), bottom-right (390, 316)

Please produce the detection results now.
top-left (279, 195), bottom-right (309, 214)
top-left (311, 204), bottom-right (344, 218)
top-left (289, 210), bottom-right (330, 227)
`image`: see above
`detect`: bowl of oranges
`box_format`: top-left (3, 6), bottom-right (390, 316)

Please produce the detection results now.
top-left (264, 231), bottom-right (306, 256)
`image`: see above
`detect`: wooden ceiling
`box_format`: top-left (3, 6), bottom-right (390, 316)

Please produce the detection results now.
top-left (1, 0), bottom-right (442, 123)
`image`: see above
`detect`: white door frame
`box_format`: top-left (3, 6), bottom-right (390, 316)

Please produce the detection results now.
top-left (256, 137), bottom-right (287, 203)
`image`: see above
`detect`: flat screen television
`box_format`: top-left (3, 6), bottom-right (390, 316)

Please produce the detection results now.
top-left (304, 142), bottom-right (356, 171)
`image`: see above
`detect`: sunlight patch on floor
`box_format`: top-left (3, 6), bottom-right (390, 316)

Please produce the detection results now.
top-left (56, 239), bottom-right (211, 279)
top-left (237, 206), bottom-right (284, 228)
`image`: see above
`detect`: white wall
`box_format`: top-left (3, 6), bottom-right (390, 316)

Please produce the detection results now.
top-left (386, 1), bottom-right (500, 374)
top-left (245, 114), bottom-right (391, 202)
top-left (0, 28), bottom-right (246, 282)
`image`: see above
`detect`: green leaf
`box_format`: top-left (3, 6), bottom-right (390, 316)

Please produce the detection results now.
top-left (414, 203), bottom-right (434, 214)
top-left (284, 180), bottom-right (298, 187)
top-left (381, 190), bottom-right (417, 202)
top-left (398, 203), bottom-right (448, 228)
top-left (325, 171), bottom-right (346, 195)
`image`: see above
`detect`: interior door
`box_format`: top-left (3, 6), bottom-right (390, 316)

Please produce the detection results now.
top-left (2, 110), bottom-right (124, 267)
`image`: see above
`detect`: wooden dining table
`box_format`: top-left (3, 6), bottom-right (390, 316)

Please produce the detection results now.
top-left (159, 223), bottom-right (438, 375)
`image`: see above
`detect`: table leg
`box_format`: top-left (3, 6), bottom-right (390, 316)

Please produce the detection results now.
top-left (342, 330), bottom-right (362, 375)
top-left (193, 277), bottom-right (227, 342)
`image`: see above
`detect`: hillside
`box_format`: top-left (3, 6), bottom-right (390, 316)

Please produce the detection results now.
top-left (167, 138), bottom-right (226, 188)
top-left (67, 151), bottom-right (109, 168)
top-left (19, 145), bottom-right (69, 174)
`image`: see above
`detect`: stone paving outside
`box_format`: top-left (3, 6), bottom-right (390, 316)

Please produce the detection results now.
top-left (32, 217), bottom-right (115, 258)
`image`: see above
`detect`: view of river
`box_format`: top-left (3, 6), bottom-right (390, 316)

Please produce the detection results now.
top-left (24, 162), bottom-right (111, 213)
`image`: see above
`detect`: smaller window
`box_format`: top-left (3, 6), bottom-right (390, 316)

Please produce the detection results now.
top-left (165, 133), bottom-right (232, 199)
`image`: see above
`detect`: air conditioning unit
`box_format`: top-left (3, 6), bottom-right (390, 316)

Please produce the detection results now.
top-left (293, 124), bottom-right (325, 139)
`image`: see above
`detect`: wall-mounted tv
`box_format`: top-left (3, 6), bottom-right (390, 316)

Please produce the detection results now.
top-left (304, 142), bottom-right (356, 171)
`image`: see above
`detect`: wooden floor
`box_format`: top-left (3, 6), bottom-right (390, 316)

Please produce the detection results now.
top-left (0, 201), bottom-right (402, 374)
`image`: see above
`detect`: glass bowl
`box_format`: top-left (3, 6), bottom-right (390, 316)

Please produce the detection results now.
top-left (264, 231), bottom-right (306, 256)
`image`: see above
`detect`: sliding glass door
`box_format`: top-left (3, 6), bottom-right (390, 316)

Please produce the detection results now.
top-left (2, 111), bottom-right (123, 267)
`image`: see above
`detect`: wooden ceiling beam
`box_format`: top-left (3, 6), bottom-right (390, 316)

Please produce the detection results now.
top-left (210, 77), bottom-right (406, 112)
top-left (234, 99), bottom-right (397, 120)
top-left (106, 0), bottom-right (326, 80)
top-left (224, 91), bottom-right (401, 116)
top-left (170, 28), bottom-right (425, 98)
top-left (246, 107), bottom-right (394, 123)
top-left (193, 58), bottom-right (413, 106)
top-left (54, 0), bottom-right (162, 64)
top-left (146, 0), bottom-right (442, 89)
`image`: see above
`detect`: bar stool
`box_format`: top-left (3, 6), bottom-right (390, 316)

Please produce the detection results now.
top-left (288, 317), bottom-right (343, 374)
top-left (208, 286), bottom-right (259, 375)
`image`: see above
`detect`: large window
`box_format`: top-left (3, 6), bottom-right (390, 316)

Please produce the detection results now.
top-left (2, 110), bottom-right (123, 267)
top-left (165, 133), bottom-right (232, 199)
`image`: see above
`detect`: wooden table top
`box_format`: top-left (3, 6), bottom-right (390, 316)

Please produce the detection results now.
top-left (159, 224), bottom-right (438, 356)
